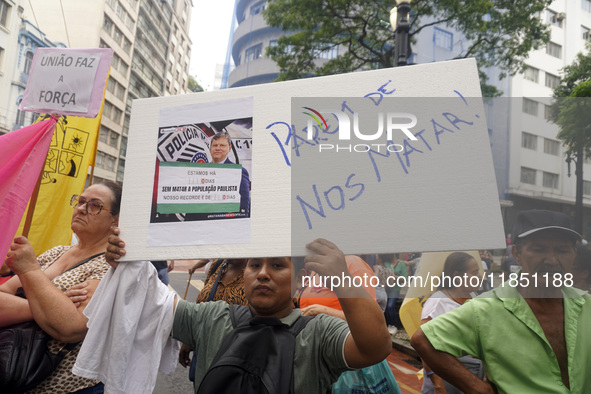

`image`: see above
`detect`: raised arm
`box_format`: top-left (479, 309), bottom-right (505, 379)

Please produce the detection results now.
top-left (304, 239), bottom-right (391, 369)
top-left (411, 328), bottom-right (494, 394)
top-left (106, 227), bottom-right (179, 312)
top-left (5, 237), bottom-right (91, 342)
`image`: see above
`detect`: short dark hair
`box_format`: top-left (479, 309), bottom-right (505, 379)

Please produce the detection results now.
top-left (95, 180), bottom-right (122, 215)
top-left (439, 252), bottom-right (475, 290)
top-left (211, 131), bottom-right (232, 146)
top-left (378, 253), bottom-right (394, 264)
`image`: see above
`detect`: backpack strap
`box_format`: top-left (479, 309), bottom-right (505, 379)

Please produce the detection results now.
top-left (206, 260), bottom-right (227, 302)
top-left (229, 304), bottom-right (314, 335)
top-left (229, 304), bottom-right (253, 328)
top-left (288, 315), bottom-right (314, 336)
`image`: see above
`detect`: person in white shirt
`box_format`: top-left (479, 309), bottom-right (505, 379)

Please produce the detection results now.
top-left (420, 252), bottom-right (483, 394)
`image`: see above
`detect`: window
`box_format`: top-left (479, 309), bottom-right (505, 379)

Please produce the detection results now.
top-left (122, 115), bottom-right (130, 136)
top-left (523, 98), bottom-right (539, 116)
top-left (116, 2), bottom-right (126, 21)
top-left (316, 45), bottom-right (338, 59)
top-left (108, 129), bottom-right (119, 147)
top-left (123, 38), bottom-right (131, 53)
top-left (584, 181), bottom-right (591, 196)
top-left (120, 136), bottom-right (128, 156)
top-left (103, 16), bottom-right (113, 34)
top-left (0, 47), bottom-right (4, 69)
top-left (107, 78), bottom-right (125, 100)
top-left (583, 26), bottom-right (590, 40)
top-left (125, 16), bottom-right (134, 30)
top-left (544, 104), bottom-right (553, 121)
top-left (546, 42), bottom-right (562, 58)
top-left (104, 101), bottom-right (122, 123)
top-left (0, 0), bottom-right (11, 28)
top-left (21, 52), bottom-right (34, 75)
top-left (546, 10), bottom-right (563, 28)
top-left (434, 27), bottom-right (453, 50)
top-left (112, 53), bottom-right (129, 76)
top-left (15, 109), bottom-right (25, 127)
top-left (116, 159), bottom-right (125, 182)
top-left (543, 172), bottom-right (559, 189)
top-left (96, 151), bottom-right (105, 167)
top-left (112, 27), bottom-right (123, 45)
top-left (99, 126), bottom-right (110, 143)
top-left (107, 0), bottom-right (116, 8)
top-left (545, 73), bottom-right (560, 89)
top-left (522, 132), bottom-right (537, 150)
top-left (523, 66), bottom-right (539, 83)
top-left (544, 138), bottom-right (560, 155)
top-left (584, 0), bottom-right (591, 13)
top-left (245, 43), bottom-right (263, 63)
top-left (118, 59), bottom-right (129, 76)
top-left (521, 167), bottom-right (536, 185)
top-left (250, 1), bottom-right (265, 15)
top-left (105, 154), bottom-right (116, 171)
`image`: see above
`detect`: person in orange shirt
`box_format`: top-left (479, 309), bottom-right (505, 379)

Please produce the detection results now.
top-left (296, 254), bottom-right (377, 317)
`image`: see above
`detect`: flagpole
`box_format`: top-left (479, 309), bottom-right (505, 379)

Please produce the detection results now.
top-left (22, 170), bottom-right (44, 238)
top-left (22, 116), bottom-right (59, 238)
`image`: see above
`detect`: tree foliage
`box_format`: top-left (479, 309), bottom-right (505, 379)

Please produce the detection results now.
top-left (264, 0), bottom-right (552, 96)
top-left (553, 81), bottom-right (591, 157)
top-left (553, 42), bottom-right (591, 99)
top-left (188, 75), bottom-right (204, 93)
top-left (550, 44), bottom-right (591, 156)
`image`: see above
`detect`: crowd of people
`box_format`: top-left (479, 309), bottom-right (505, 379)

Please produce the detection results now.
top-left (1, 202), bottom-right (590, 393)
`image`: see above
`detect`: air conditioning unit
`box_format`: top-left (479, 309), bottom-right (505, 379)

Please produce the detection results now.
top-left (556, 12), bottom-right (566, 21)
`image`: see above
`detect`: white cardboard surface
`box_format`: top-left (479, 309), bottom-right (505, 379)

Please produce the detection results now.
top-left (119, 58), bottom-right (505, 261)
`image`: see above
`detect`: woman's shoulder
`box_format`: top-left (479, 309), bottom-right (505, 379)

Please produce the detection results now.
top-left (422, 291), bottom-right (459, 319)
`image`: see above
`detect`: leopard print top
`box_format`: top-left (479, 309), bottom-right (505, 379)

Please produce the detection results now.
top-left (195, 260), bottom-right (248, 305)
top-left (26, 245), bottom-right (109, 394)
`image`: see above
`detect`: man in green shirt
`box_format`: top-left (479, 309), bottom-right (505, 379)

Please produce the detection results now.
top-left (107, 237), bottom-right (391, 393)
top-left (411, 210), bottom-right (591, 393)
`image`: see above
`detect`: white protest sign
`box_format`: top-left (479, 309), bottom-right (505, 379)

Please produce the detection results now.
top-left (119, 58), bottom-right (506, 261)
top-left (19, 48), bottom-right (113, 118)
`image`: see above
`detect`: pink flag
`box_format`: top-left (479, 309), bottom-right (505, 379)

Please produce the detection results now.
top-left (0, 118), bottom-right (57, 260)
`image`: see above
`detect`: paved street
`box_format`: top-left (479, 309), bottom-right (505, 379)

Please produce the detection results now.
top-left (152, 265), bottom-right (424, 394)
top-left (153, 268), bottom-right (204, 394)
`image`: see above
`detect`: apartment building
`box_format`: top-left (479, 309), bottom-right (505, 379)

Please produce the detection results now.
top-left (16, 0), bottom-right (192, 183)
top-left (226, 0), bottom-right (339, 88)
top-left (412, 1), bottom-right (591, 234)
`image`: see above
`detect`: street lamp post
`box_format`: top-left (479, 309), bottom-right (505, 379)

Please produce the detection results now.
top-left (390, 0), bottom-right (411, 67)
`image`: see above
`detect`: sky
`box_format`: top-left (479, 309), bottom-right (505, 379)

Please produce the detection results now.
top-left (189, 1), bottom-right (235, 91)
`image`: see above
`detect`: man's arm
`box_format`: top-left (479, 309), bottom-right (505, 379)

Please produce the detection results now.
top-left (305, 239), bottom-right (391, 369)
top-left (107, 228), bottom-right (178, 316)
top-left (411, 328), bottom-right (494, 394)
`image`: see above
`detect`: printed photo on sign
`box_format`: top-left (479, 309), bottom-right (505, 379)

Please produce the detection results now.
top-left (150, 118), bottom-right (252, 223)
top-left (147, 97), bottom-right (253, 247)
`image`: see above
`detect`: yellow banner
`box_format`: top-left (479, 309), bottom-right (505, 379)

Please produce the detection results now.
top-left (17, 88), bottom-right (106, 255)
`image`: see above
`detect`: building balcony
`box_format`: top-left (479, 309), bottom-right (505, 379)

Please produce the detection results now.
top-left (228, 57), bottom-right (279, 88)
